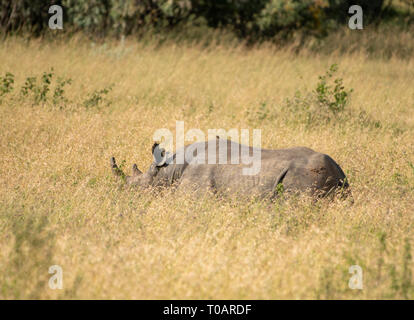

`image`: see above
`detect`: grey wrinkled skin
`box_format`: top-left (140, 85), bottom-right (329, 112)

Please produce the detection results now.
top-left (111, 138), bottom-right (350, 199)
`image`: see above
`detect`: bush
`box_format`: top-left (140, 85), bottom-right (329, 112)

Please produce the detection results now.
top-left (280, 63), bottom-right (353, 126)
top-left (63, 0), bottom-right (193, 36)
top-left (20, 69), bottom-right (54, 104)
top-left (0, 0), bottom-right (53, 35)
top-left (0, 72), bottom-right (14, 96)
top-left (1, 0), bottom-right (404, 40)
top-left (315, 63), bottom-right (352, 114)
top-left (255, 0), bottom-right (329, 39)
top-left (83, 85), bottom-right (112, 108)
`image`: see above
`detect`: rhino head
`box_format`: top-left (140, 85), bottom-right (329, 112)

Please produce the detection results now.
top-left (110, 143), bottom-right (166, 188)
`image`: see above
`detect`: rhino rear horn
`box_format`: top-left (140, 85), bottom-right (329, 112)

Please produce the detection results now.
top-left (132, 163), bottom-right (142, 176)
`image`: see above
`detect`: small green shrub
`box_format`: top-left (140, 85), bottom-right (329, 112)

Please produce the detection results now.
top-left (38, 69), bottom-right (54, 103)
top-left (19, 69), bottom-right (73, 106)
top-left (17, 69), bottom-right (114, 109)
top-left (20, 76), bottom-right (37, 97)
top-left (0, 72), bottom-right (14, 97)
top-left (256, 101), bottom-right (272, 121)
top-left (279, 64), bottom-right (354, 127)
top-left (275, 182), bottom-right (284, 196)
top-left (53, 77), bottom-right (73, 104)
top-left (83, 85), bottom-right (113, 108)
top-left (20, 69), bottom-right (54, 104)
top-left (315, 63), bottom-right (353, 114)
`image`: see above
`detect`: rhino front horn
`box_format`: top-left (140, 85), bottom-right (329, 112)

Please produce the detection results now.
top-left (110, 156), bottom-right (125, 177)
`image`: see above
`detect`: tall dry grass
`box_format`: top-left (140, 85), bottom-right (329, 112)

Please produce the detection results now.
top-left (0, 36), bottom-right (413, 299)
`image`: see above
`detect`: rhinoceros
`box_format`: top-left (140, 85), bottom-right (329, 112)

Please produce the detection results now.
top-left (110, 138), bottom-right (349, 199)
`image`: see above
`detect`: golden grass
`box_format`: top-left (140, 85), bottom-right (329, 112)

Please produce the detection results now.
top-left (0, 37), bottom-right (413, 299)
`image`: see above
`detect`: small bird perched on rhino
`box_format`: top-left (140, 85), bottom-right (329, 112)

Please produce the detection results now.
top-left (110, 137), bottom-right (349, 199)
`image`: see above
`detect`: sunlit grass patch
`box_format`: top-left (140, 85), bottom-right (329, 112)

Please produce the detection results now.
top-left (0, 37), bottom-right (413, 299)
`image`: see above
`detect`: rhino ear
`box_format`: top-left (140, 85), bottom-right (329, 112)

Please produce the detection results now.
top-left (151, 142), bottom-right (159, 154)
top-left (152, 142), bottom-right (166, 166)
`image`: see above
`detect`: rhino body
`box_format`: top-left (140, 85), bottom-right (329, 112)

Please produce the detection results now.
top-left (111, 138), bottom-right (349, 199)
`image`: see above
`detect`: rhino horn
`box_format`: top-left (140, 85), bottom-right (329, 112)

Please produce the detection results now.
top-left (132, 163), bottom-right (142, 176)
top-left (110, 157), bottom-right (125, 178)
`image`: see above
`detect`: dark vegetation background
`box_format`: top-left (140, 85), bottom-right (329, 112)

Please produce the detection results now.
top-left (1, 1), bottom-right (414, 58)
top-left (0, 1), bottom-right (412, 36)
